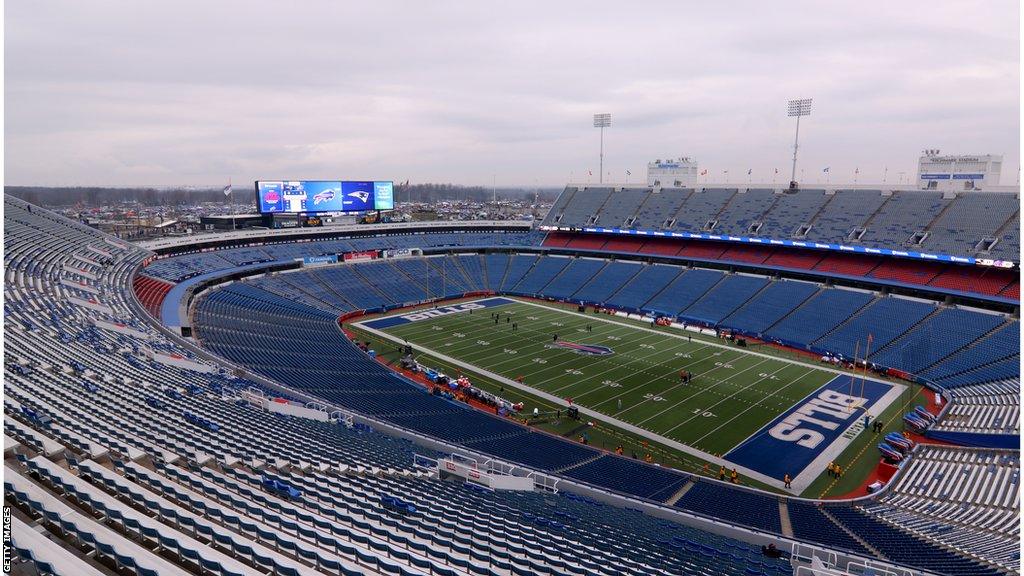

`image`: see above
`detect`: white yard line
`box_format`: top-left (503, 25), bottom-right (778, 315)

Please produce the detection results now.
top-left (690, 367), bottom-right (820, 446)
top-left (356, 296), bottom-right (909, 493)
top-left (662, 362), bottom-right (791, 435)
top-left (357, 320), bottom-right (789, 490)
top-left (394, 305), bottom-right (662, 378)
top-left (511, 297), bottom-right (896, 384)
top-left (788, 382), bottom-right (907, 493)
top-left (393, 303), bottom-right (700, 393)
top-left (569, 343), bottom-right (716, 400)
top-left (633, 357), bottom-right (772, 426)
top-left (588, 349), bottom-right (746, 412)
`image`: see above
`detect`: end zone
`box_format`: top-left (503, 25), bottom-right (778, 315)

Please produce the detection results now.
top-left (358, 297), bottom-right (517, 330)
top-left (725, 374), bottom-right (905, 490)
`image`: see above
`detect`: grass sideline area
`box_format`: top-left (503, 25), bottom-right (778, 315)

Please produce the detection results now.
top-left (350, 320), bottom-right (781, 491)
top-left (378, 299), bottom-right (836, 457)
top-left (349, 296), bottom-right (914, 495)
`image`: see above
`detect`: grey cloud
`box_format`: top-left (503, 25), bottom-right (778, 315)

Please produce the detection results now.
top-left (5, 0), bottom-right (1019, 187)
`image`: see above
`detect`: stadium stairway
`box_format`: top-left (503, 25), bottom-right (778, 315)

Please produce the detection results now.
top-left (865, 305), bottom-right (945, 360)
top-left (920, 195), bottom-right (963, 238)
top-left (817, 507), bottom-right (886, 561)
top-left (806, 294), bottom-right (880, 349)
top-left (447, 255), bottom-right (481, 291)
top-left (570, 261), bottom-right (643, 304)
top-left (9, 194), bottom-right (1020, 576)
top-left (678, 273), bottom-right (773, 326)
top-left (350, 263), bottom-right (398, 302)
top-left (551, 453), bottom-right (605, 474)
top-left (308, 268), bottom-right (360, 309)
top-left (870, 308), bottom-right (1006, 375)
top-left (990, 211), bottom-right (1021, 253)
top-left (276, 272), bottom-right (352, 313)
top-left (729, 280), bottom-right (823, 334)
top-left (386, 259), bottom-right (434, 294)
top-left (855, 193), bottom-right (897, 235)
top-left (663, 480), bottom-right (695, 507)
top-left (777, 502), bottom-right (793, 539)
top-left (588, 190), bottom-right (620, 227)
top-left (797, 190), bottom-right (840, 232)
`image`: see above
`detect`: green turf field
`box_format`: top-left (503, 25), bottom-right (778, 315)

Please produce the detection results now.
top-left (366, 297), bottom-right (838, 459)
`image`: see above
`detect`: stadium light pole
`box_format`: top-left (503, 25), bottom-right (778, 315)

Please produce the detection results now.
top-left (787, 99), bottom-right (812, 186)
top-left (594, 113), bottom-right (611, 184)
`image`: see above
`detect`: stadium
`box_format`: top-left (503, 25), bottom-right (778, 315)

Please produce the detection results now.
top-left (4, 1), bottom-right (1021, 575)
top-left (4, 178), bottom-right (1020, 575)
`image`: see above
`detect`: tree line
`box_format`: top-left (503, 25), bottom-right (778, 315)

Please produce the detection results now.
top-left (5, 183), bottom-right (561, 208)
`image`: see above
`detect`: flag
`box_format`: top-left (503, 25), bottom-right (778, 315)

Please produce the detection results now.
top-left (774, 168), bottom-right (778, 174)
top-left (823, 167), bottom-right (830, 173)
top-left (223, 183), bottom-right (232, 196)
top-left (626, 170), bottom-right (631, 176)
top-left (700, 169), bottom-right (707, 176)
top-left (855, 167), bottom-right (860, 174)
top-left (588, 170), bottom-right (593, 176)
top-left (747, 168), bottom-right (752, 175)
top-left (723, 169), bottom-right (729, 174)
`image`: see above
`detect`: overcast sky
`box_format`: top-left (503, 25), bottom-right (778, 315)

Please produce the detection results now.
top-left (5, 1), bottom-right (1020, 188)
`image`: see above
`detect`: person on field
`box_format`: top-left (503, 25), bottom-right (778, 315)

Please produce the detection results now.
top-left (730, 469), bottom-right (739, 484)
top-left (783, 474), bottom-right (792, 489)
top-left (719, 465), bottom-right (727, 481)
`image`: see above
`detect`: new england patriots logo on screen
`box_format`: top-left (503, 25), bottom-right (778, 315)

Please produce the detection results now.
top-left (545, 342), bottom-right (614, 356)
top-left (347, 191), bottom-right (370, 203)
top-left (312, 189), bottom-right (337, 205)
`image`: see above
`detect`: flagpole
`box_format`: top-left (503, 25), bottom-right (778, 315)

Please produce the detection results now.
top-left (860, 334), bottom-right (872, 400)
top-left (850, 342), bottom-right (858, 407)
top-left (230, 177), bottom-right (236, 231)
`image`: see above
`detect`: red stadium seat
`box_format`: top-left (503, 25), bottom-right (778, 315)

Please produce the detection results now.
top-left (764, 250), bottom-right (825, 270)
top-left (813, 254), bottom-right (882, 276)
top-left (869, 260), bottom-right (944, 285)
top-left (929, 266), bottom-right (1016, 296)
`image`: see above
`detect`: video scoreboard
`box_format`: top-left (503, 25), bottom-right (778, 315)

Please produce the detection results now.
top-left (255, 180), bottom-right (394, 214)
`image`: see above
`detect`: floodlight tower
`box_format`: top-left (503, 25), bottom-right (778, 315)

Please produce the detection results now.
top-left (787, 98), bottom-right (812, 186)
top-left (594, 113), bottom-right (611, 184)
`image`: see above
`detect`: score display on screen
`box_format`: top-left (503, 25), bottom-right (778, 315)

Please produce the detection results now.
top-left (255, 180), bottom-right (394, 214)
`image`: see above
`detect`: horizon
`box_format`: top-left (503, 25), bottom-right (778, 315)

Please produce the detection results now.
top-left (6, 0), bottom-right (1019, 188)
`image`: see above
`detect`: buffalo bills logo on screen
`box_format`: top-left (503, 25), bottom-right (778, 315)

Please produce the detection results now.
top-left (546, 341), bottom-right (614, 356)
top-left (312, 188), bottom-right (337, 205)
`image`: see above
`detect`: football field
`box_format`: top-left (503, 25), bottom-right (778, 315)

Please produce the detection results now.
top-left (356, 296), bottom-right (903, 488)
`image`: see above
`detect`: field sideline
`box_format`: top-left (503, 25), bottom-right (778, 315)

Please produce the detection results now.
top-left (356, 296), bottom-right (903, 491)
